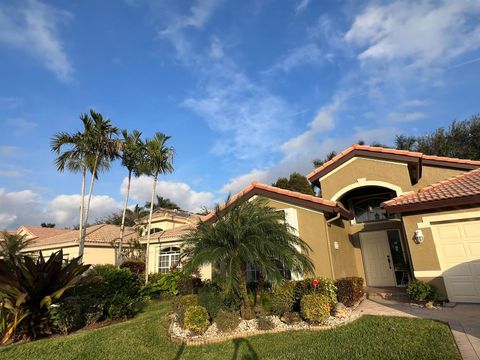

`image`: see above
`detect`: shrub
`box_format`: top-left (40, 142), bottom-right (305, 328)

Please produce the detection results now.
top-left (294, 278), bottom-right (337, 307)
top-left (300, 294), bottom-right (331, 323)
top-left (271, 281), bottom-right (296, 315)
top-left (335, 277), bottom-right (364, 307)
top-left (107, 295), bottom-right (144, 320)
top-left (198, 288), bottom-right (223, 318)
top-left (120, 260), bottom-right (145, 275)
top-left (257, 316), bottom-right (275, 330)
top-left (48, 299), bottom-right (83, 335)
top-left (281, 311), bottom-right (302, 325)
top-left (148, 273), bottom-right (164, 283)
top-left (259, 291), bottom-right (273, 314)
top-left (172, 294), bottom-right (199, 324)
top-left (178, 276), bottom-right (203, 295)
top-left (406, 280), bottom-right (438, 301)
top-left (0, 250), bottom-right (89, 343)
top-left (183, 306), bottom-right (210, 334)
top-left (146, 271), bottom-right (181, 296)
top-left (214, 309), bottom-right (241, 333)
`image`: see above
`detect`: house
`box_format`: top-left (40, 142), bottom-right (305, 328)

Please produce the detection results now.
top-left (156, 144), bottom-right (479, 303)
top-left (3, 224), bottom-right (138, 265)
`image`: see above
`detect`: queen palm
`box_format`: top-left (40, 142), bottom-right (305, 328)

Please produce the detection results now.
top-left (117, 129), bottom-right (144, 265)
top-left (79, 111), bottom-right (119, 260)
top-left (182, 198), bottom-right (315, 319)
top-left (143, 132), bottom-right (174, 282)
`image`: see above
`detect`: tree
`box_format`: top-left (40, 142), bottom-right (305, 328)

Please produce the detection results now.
top-left (143, 132), bottom-right (175, 283)
top-left (40, 223), bottom-right (55, 228)
top-left (80, 110), bottom-right (119, 261)
top-left (182, 198), bottom-right (314, 319)
top-left (0, 232), bottom-right (32, 261)
top-left (272, 172), bottom-right (314, 195)
top-left (144, 195), bottom-right (180, 211)
top-left (96, 205), bottom-right (149, 227)
top-left (313, 151), bottom-right (337, 168)
top-left (395, 135), bottom-right (417, 151)
top-left (118, 130), bottom-right (144, 265)
top-left (51, 123), bottom-right (93, 256)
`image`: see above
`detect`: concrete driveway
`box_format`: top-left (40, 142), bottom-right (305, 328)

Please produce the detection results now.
top-left (355, 299), bottom-right (480, 360)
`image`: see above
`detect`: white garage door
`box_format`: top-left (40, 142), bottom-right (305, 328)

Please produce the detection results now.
top-left (432, 220), bottom-right (480, 303)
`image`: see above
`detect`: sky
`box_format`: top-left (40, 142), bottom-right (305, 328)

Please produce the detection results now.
top-left (1, 0), bottom-right (480, 229)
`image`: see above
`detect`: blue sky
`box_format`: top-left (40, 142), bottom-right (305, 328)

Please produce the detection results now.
top-left (1, 0), bottom-right (480, 228)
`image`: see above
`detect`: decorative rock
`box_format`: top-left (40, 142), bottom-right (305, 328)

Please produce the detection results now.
top-left (333, 302), bottom-right (348, 318)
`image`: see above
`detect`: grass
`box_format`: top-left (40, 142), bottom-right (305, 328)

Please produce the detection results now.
top-left (0, 301), bottom-right (460, 360)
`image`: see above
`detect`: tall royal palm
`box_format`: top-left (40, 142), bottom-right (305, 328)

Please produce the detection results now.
top-left (80, 110), bottom-right (119, 259)
top-left (51, 117), bottom-right (95, 248)
top-left (143, 132), bottom-right (174, 282)
top-left (117, 129), bottom-right (144, 265)
top-left (182, 198), bottom-right (315, 319)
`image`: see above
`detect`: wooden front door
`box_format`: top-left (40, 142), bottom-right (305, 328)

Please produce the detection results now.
top-left (360, 231), bottom-right (397, 287)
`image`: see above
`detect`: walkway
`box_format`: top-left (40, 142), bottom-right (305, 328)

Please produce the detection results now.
top-left (355, 299), bottom-right (480, 360)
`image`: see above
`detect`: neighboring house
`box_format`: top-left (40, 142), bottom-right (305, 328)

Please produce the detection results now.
top-left (152, 144), bottom-right (479, 303)
top-left (3, 224), bottom-right (138, 265)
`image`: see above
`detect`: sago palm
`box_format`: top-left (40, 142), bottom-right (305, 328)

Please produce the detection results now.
top-left (118, 129), bottom-right (144, 265)
top-left (182, 198), bottom-right (315, 319)
top-left (143, 132), bottom-right (174, 282)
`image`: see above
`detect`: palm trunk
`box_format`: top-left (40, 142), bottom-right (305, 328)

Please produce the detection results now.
top-left (240, 262), bottom-right (254, 319)
top-left (118, 170), bottom-right (132, 267)
top-left (78, 166), bottom-right (86, 245)
top-left (80, 152), bottom-right (99, 261)
top-left (145, 175), bottom-right (157, 283)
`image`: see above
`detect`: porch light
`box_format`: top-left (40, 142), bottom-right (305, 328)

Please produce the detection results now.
top-left (413, 229), bottom-right (424, 244)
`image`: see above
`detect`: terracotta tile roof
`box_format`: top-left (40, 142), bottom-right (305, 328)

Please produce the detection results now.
top-left (307, 144), bottom-right (480, 182)
top-left (27, 224), bottom-right (138, 248)
top-left (382, 168), bottom-right (480, 212)
top-left (19, 226), bottom-right (71, 240)
top-left (202, 181), bottom-right (352, 222)
top-left (138, 225), bottom-right (194, 243)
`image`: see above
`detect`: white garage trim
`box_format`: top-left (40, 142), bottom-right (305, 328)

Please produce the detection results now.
top-left (417, 210), bottom-right (480, 229)
top-left (414, 271), bottom-right (442, 277)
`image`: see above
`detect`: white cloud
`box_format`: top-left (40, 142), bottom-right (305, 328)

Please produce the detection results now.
top-left (0, 97), bottom-right (22, 108)
top-left (295, 0), bottom-right (310, 14)
top-left (122, 176), bottom-right (215, 212)
top-left (402, 99), bottom-right (427, 108)
top-left (184, 55), bottom-right (295, 160)
top-left (0, 168), bottom-right (25, 177)
top-left (267, 43), bottom-right (323, 73)
top-left (0, 146), bottom-right (19, 157)
top-left (209, 35), bottom-right (224, 59)
top-left (387, 111), bottom-right (428, 122)
top-left (0, 188), bottom-right (43, 228)
top-left (220, 169), bottom-right (269, 194)
top-left (5, 118), bottom-right (37, 135)
top-left (0, 0), bottom-right (73, 81)
top-left (159, 0), bottom-right (221, 59)
top-left (345, 1), bottom-right (480, 68)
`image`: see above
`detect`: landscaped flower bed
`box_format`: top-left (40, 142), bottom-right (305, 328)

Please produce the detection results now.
top-left (167, 277), bottom-right (365, 345)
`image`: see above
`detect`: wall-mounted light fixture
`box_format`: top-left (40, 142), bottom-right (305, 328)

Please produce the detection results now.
top-left (413, 229), bottom-right (424, 244)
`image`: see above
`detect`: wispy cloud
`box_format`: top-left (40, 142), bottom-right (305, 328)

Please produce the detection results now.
top-left (0, 97), bottom-right (22, 108)
top-left (0, 146), bottom-right (19, 157)
top-left (295, 0), bottom-right (310, 14)
top-left (266, 43), bottom-right (324, 73)
top-left (0, 0), bottom-right (73, 81)
top-left (387, 111), bottom-right (428, 122)
top-left (5, 118), bottom-right (37, 136)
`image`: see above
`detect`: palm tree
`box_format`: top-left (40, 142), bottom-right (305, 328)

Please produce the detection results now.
top-left (80, 110), bottom-right (119, 260)
top-left (182, 198), bottom-right (315, 319)
top-left (117, 130), bottom-right (144, 265)
top-left (143, 132), bottom-right (174, 282)
top-left (0, 232), bottom-right (32, 261)
top-left (144, 195), bottom-right (180, 211)
top-left (51, 117), bottom-right (95, 248)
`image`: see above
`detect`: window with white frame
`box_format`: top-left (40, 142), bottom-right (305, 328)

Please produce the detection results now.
top-left (158, 246), bottom-right (180, 274)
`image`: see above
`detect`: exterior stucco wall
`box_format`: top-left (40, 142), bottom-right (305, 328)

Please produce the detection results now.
top-left (413, 166), bottom-right (466, 190)
top-left (25, 245), bottom-right (116, 265)
top-left (319, 157), bottom-right (412, 200)
top-left (328, 219), bottom-right (364, 279)
top-left (266, 199), bottom-right (333, 278)
top-left (401, 206), bottom-right (480, 300)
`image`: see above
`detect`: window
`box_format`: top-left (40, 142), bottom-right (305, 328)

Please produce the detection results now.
top-left (246, 261), bottom-right (292, 283)
top-left (158, 247), bottom-right (180, 274)
top-left (150, 228), bottom-right (163, 235)
top-left (349, 192), bottom-right (395, 223)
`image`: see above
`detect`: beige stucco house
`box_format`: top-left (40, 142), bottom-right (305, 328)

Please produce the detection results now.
top-left (156, 144), bottom-right (479, 303)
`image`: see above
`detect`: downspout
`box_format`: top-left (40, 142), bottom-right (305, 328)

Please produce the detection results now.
top-left (324, 212), bottom-right (341, 280)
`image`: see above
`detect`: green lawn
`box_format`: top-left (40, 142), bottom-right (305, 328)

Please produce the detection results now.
top-left (0, 301), bottom-right (460, 360)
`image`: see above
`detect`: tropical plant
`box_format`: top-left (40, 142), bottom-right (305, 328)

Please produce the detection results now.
top-left (0, 232), bottom-right (32, 261)
top-left (144, 195), bottom-right (180, 211)
top-left (182, 198), bottom-right (315, 319)
top-left (80, 111), bottom-right (119, 260)
top-left (142, 132), bottom-right (174, 283)
top-left (0, 250), bottom-right (89, 343)
top-left (118, 130), bottom-right (144, 265)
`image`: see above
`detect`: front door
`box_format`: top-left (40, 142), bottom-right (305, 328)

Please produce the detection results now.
top-left (360, 231), bottom-right (397, 287)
